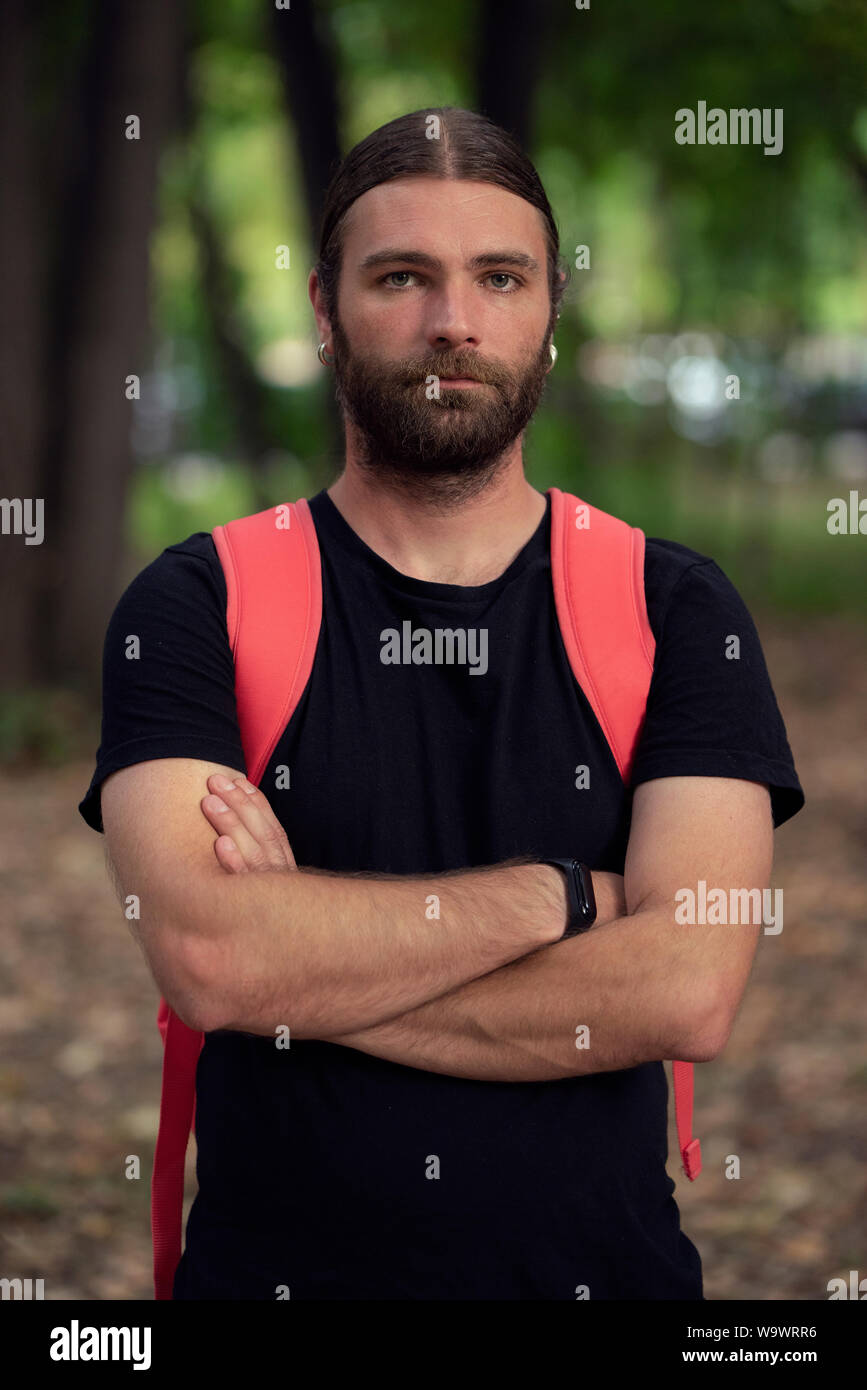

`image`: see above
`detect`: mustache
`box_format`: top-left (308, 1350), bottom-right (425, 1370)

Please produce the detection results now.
top-left (395, 354), bottom-right (510, 387)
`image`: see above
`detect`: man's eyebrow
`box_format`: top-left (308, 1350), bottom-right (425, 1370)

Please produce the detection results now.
top-left (358, 248), bottom-right (541, 273)
top-left (471, 251), bottom-right (540, 272)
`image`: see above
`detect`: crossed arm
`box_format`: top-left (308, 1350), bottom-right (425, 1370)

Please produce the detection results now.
top-left (101, 759), bottom-right (773, 1083)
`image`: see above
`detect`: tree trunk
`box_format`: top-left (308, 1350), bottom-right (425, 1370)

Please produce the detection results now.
top-left (46, 0), bottom-right (186, 692)
top-left (270, 0), bottom-right (344, 478)
top-left (475, 0), bottom-right (553, 148)
top-left (269, 1), bottom-right (342, 248)
top-left (0, 1), bottom-right (47, 688)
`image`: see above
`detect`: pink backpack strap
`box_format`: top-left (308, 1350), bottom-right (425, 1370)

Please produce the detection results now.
top-left (213, 499), bottom-right (323, 785)
top-left (151, 498), bottom-right (322, 1299)
top-left (151, 1001), bottom-right (204, 1299)
top-left (549, 487), bottom-right (701, 1182)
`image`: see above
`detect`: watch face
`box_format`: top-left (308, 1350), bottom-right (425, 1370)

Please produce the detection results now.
top-left (542, 860), bottom-right (596, 935)
top-left (575, 864), bottom-right (596, 922)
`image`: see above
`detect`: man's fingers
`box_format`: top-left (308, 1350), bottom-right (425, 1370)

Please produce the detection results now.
top-left (202, 775), bottom-right (296, 869)
top-left (201, 794), bottom-right (272, 868)
top-left (213, 834), bottom-right (248, 874)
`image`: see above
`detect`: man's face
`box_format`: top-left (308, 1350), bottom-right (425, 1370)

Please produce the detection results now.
top-left (324, 177), bottom-right (555, 499)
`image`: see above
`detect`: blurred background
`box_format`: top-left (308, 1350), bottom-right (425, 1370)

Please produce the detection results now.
top-left (0, 0), bottom-right (865, 1299)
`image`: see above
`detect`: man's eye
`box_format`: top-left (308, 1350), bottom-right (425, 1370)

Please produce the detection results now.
top-left (380, 270), bottom-right (521, 291)
top-left (487, 272), bottom-right (520, 292)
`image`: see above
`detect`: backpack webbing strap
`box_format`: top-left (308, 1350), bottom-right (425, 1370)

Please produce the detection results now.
top-left (151, 1001), bottom-right (203, 1300)
top-left (674, 1059), bottom-right (702, 1180)
top-left (214, 498), bottom-right (323, 785)
top-left (151, 499), bottom-right (322, 1299)
top-left (548, 487), bottom-right (702, 1182)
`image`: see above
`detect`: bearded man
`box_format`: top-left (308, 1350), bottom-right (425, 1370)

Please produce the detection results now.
top-left (80, 107), bottom-right (804, 1301)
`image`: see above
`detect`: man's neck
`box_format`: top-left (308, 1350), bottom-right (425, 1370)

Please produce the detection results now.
top-left (326, 450), bottom-right (547, 587)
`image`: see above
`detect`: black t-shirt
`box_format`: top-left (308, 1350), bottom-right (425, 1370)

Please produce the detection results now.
top-left (79, 488), bottom-right (804, 1300)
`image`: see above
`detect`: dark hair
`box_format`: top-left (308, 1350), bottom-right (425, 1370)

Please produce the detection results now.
top-left (315, 106), bottom-right (569, 326)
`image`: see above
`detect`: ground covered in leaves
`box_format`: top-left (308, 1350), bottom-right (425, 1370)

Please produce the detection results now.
top-left (1, 613), bottom-right (864, 1300)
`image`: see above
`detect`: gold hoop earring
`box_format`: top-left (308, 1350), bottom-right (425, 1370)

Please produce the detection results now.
top-left (318, 342), bottom-right (334, 367)
top-left (548, 342), bottom-right (558, 368)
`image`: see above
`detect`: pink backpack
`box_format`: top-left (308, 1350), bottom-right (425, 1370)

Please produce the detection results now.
top-left (150, 487), bottom-right (702, 1300)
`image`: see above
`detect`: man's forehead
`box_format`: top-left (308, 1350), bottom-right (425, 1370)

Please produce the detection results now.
top-left (341, 176), bottom-right (548, 260)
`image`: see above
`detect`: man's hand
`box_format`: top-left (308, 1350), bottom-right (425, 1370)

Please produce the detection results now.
top-left (200, 774), bottom-right (297, 874)
top-left (198, 776), bottom-right (626, 927)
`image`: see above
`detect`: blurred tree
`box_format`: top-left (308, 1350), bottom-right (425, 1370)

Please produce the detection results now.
top-left (3, 0), bottom-right (867, 703)
top-left (181, 45), bottom-right (279, 514)
top-left (270, 0), bottom-right (342, 245)
top-left (1, 0), bottom-right (186, 691)
top-left (269, 0), bottom-right (343, 457)
top-left (0, 0), bottom-right (45, 687)
top-left (475, 0), bottom-right (554, 147)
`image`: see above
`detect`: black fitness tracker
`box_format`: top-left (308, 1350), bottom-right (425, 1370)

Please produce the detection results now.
top-left (540, 858), bottom-right (597, 939)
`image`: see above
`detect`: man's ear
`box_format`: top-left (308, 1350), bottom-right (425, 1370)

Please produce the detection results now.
top-left (308, 269), bottom-right (333, 344)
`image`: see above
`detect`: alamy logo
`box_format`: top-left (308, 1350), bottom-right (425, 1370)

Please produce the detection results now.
top-left (0, 497), bottom-right (44, 545)
top-left (49, 1320), bottom-right (151, 1371)
top-left (675, 880), bottom-right (783, 934)
top-left (827, 1270), bottom-right (867, 1299)
top-left (675, 102), bottom-right (783, 156)
top-left (380, 621), bottom-right (488, 675)
top-left (0, 1276), bottom-right (44, 1299)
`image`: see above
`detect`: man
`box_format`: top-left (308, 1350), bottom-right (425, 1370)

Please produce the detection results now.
top-left (79, 107), bottom-right (804, 1300)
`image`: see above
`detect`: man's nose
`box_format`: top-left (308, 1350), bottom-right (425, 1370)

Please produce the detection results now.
top-left (423, 284), bottom-right (480, 352)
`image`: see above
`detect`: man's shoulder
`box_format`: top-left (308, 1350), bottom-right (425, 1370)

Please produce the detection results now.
top-left (644, 533), bottom-right (716, 575)
top-left (156, 529), bottom-right (221, 572)
top-left (112, 531), bottom-right (223, 610)
top-left (101, 529), bottom-right (230, 663)
top-left (640, 535), bottom-right (735, 643)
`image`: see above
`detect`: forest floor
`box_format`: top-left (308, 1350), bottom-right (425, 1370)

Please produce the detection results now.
top-left (1, 611), bottom-right (865, 1301)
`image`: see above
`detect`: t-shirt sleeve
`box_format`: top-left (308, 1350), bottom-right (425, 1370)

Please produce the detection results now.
top-left (631, 552), bottom-right (805, 829)
top-left (78, 533), bottom-right (246, 833)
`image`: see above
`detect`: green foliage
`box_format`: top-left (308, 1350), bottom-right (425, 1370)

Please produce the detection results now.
top-left (0, 690), bottom-right (92, 768)
top-left (0, 1183), bottom-right (59, 1220)
top-left (138, 0), bottom-right (867, 617)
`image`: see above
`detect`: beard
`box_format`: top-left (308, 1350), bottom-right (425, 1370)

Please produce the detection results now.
top-left (330, 316), bottom-right (552, 506)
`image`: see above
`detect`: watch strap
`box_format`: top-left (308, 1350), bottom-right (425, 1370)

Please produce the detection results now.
top-left (540, 858), bottom-right (597, 939)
